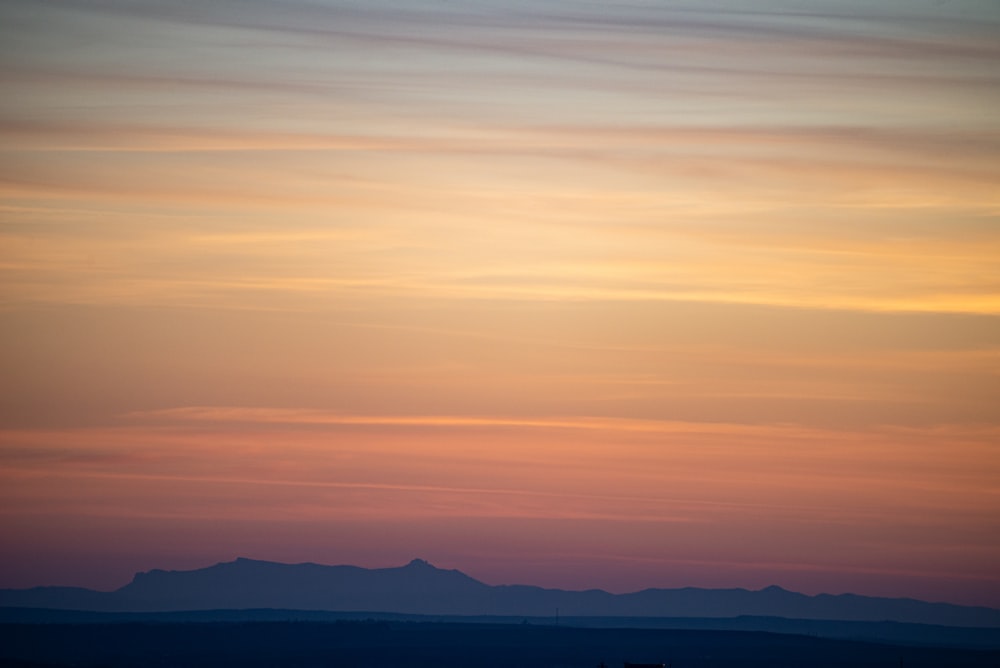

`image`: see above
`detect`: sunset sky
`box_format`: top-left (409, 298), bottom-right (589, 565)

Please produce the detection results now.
top-left (2, 0), bottom-right (999, 607)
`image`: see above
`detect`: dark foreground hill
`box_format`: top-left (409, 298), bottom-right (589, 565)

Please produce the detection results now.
top-left (3, 607), bottom-right (1000, 650)
top-left (2, 620), bottom-right (1000, 668)
top-left (2, 558), bottom-right (999, 629)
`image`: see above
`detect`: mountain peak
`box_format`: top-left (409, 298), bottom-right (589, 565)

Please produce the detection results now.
top-left (4, 558), bottom-right (1000, 627)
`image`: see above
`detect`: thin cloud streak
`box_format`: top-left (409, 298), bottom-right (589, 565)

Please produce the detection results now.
top-left (124, 405), bottom-right (829, 436)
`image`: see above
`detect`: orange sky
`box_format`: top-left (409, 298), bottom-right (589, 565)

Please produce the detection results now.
top-left (1, 0), bottom-right (999, 606)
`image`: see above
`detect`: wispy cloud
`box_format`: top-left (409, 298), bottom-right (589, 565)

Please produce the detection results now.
top-left (121, 405), bottom-right (832, 438)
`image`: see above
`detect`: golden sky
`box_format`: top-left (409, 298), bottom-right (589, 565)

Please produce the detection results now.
top-left (1, 0), bottom-right (999, 605)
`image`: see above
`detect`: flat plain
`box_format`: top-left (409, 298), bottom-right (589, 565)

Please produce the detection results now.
top-left (2, 620), bottom-right (999, 668)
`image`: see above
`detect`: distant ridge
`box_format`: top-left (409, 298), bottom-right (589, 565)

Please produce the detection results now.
top-left (2, 558), bottom-right (998, 628)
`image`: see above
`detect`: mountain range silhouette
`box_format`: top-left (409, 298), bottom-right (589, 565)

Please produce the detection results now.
top-left (2, 558), bottom-right (998, 628)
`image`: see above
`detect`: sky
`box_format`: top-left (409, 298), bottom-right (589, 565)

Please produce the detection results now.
top-left (1, 0), bottom-right (999, 607)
